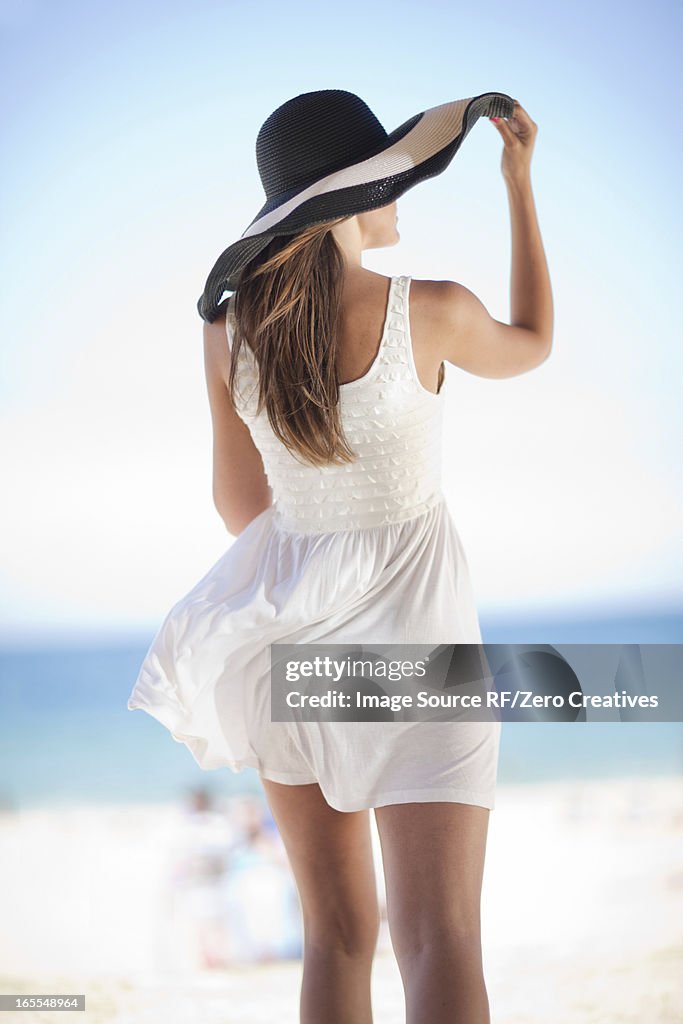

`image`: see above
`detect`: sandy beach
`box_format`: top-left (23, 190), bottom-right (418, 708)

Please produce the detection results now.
top-left (1, 775), bottom-right (681, 1023)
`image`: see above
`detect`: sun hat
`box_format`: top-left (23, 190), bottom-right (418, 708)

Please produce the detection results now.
top-left (197, 89), bottom-right (516, 322)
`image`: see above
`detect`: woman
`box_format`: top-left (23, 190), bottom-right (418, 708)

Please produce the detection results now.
top-left (129, 89), bottom-right (551, 1023)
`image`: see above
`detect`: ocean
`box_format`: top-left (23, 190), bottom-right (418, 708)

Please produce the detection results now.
top-left (1, 607), bottom-right (681, 810)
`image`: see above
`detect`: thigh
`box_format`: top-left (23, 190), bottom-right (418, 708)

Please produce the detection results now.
top-left (260, 778), bottom-right (380, 937)
top-left (374, 801), bottom-right (490, 951)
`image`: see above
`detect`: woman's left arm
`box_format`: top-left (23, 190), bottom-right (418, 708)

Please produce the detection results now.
top-left (203, 310), bottom-right (272, 536)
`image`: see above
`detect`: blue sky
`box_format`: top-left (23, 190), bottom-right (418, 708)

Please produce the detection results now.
top-left (1, 0), bottom-right (682, 635)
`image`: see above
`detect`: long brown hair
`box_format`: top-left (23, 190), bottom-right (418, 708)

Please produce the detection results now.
top-left (226, 217), bottom-right (360, 468)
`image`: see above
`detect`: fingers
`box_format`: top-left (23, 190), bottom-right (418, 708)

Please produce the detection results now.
top-left (489, 115), bottom-right (517, 142)
top-left (489, 99), bottom-right (536, 140)
top-left (510, 101), bottom-right (533, 125)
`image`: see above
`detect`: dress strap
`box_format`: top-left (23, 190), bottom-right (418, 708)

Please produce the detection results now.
top-left (370, 275), bottom-right (420, 390)
top-left (397, 275), bottom-right (445, 399)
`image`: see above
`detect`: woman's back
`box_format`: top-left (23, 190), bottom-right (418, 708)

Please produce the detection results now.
top-left (335, 271), bottom-right (444, 395)
top-left (229, 274), bottom-right (447, 535)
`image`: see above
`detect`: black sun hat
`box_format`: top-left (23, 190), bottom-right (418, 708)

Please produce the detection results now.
top-left (197, 89), bottom-right (516, 322)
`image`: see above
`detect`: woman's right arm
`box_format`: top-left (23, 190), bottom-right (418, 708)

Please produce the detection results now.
top-left (434, 101), bottom-right (554, 380)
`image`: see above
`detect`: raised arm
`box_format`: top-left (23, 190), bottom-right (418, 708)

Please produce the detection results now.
top-left (430, 101), bottom-right (554, 380)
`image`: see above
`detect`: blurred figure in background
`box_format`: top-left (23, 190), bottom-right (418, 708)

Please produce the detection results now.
top-left (162, 787), bottom-right (302, 969)
top-left (222, 796), bottom-right (303, 963)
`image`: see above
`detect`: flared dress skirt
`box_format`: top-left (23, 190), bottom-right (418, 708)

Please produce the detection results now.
top-left (128, 493), bottom-right (501, 812)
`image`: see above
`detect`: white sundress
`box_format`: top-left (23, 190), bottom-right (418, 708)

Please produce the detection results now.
top-left (127, 275), bottom-right (501, 812)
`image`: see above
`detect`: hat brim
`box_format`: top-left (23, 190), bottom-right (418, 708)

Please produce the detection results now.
top-left (198, 91), bottom-right (515, 322)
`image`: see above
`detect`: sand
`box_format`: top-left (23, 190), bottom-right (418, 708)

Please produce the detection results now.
top-left (0, 775), bottom-right (681, 1022)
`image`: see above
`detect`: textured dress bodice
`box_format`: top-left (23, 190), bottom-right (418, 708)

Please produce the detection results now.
top-left (229, 275), bottom-right (446, 535)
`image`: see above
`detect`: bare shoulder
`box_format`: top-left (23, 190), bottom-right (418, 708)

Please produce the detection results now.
top-left (202, 298), bottom-right (231, 385)
top-left (408, 278), bottom-right (461, 339)
top-left (409, 277), bottom-right (551, 380)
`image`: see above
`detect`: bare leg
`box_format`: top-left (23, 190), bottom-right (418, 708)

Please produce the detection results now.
top-left (260, 778), bottom-right (380, 1024)
top-left (374, 800), bottom-right (492, 1024)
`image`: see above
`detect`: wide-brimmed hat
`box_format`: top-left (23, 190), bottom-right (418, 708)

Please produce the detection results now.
top-left (197, 89), bottom-right (516, 322)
